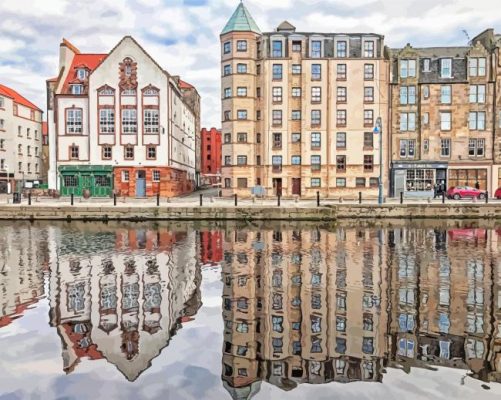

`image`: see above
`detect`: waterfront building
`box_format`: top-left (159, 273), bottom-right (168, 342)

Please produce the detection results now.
top-left (48, 224), bottom-right (201, 380)
top-left (220, 227), bottom-right (389, 397)
top-left (46, 37), bottom-right (199, 197)
top-left (220, 2), bottom-right (390, 198)
top-left (201, 127), bottom-right (222, 185)
top-left (0, 84), bottom-right (43, 193)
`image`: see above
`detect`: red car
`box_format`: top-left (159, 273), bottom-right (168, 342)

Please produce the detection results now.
top-left (447, 186), bottom-right (486, 200)
top-left (495, 187), bottom-right (501, 199)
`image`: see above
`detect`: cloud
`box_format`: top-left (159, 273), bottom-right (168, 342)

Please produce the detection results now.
top-left (0, 0), bottom-right (501, 129)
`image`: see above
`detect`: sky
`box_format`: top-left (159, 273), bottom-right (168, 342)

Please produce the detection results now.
top-left (0, 0), bottom-right (500, 129)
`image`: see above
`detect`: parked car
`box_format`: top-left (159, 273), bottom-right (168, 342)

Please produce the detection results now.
top-left (495, 187), bottom-right (501, 199)
top-left (446, 186), bottom-right (486, 200)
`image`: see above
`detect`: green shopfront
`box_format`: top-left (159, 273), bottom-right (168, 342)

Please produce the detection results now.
top-left (59, 165), bottom-right (113, 197)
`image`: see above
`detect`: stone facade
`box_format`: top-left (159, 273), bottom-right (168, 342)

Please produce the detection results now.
top-left (221, 3), bottom-right (389, 199)
top-left (201, 127), bottom-right (222, 185)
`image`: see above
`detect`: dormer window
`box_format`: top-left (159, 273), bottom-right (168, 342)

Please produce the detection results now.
top-left (440, 58), bottom-right (452, 78)
top-left (70, 84), bottom-right (83, 95)
top-left (125, 65), bottom-right (132, 77)
top-left (77, 68), bottom-right (87, 80)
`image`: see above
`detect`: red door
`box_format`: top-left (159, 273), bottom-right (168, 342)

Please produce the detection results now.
top-left (292, 178), bottom-right (301, 196)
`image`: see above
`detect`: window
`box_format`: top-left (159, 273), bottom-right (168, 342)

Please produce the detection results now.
top-left (124, 146), bottom-right (134, 160)
top-left (364, 87), bottom-right (374, 103)
top-left (291, 155), bottom-right (301, 165)
top-left (469, 112), bottom-right (486, 130)
top-left (66, 109), bottom-right (82, 134)
top-left (400, 59), bottom-right (416, 78)
top-left (144, 109), bottom-right (159, 133)
top-left (400, 139), bottom-right (416, 158)
top-left (122, 109), bottom-right (137, 133)
top-left (224, 155), bottom-right (231, 166)
top-left (336, 155), bottom-right (346, 172)
top-left (364, 110), bottom-right (374, 126)
top-left (440, 138), bottom-right (451, 157)
top-left (422, 112), bottom-right (429, 126)
top-left (337, 87), bottom-right (347, 103)
top-left (223, 64), bottom-right (231, 75)
top-left (272, 40), bottom-right (283, 57)
top-left (223, 41), bottom-right (231, 54)
top-left (469, 138), bottom-right (485, 157)
top-left (224, 111), bottom-right (231, 121)
top-left (70, 84), bottom-right (83, 95)
top-left (236, 87), bottom-right (247, 97)
top-left (292, 110), bottom-right (301, 120)
top-left (151, 170), bottom-right (160, 182)
top-left (256, 110), bottom-right (261, 120)
top-left (237, 132), bottom-right (247, 143)
top-left (292, 41), bottom-right (302, 52)
top-left (337, 110), bottom-right (347, 126)
top-left (311, 40), bottom-right (322, 58)
top-left (77, 68), bottom-right (87, 80)
top-left (440, 58), bottom-right (452, 78)
top-left (363, 337), bottom-right (374, 354)
top-left (99, 109), bottom-right (114, 133)
top-left (311, 110), bottom-right (321, 125)
top-left (237, 110), bottom-right (247, 120)
top-left (470, 85), bottom-right (486, 103)
top-left (423, 58), bottom-right (431, 72)
top-left (146, 146), bottom-right (156, 160)
top-left (364, 64), bottom-right (374, 80)
top-left (237, 155), bottom-right (247, 165)
top-left (423, 139), bottom-right (429, 152)
top-left (272, 64), bottom-right (283, 80)
top-left (224, 133), bottom-right (231, 143)
top-left (237, 63), bottom-right (247, 73)
top-left (102, 146), bottom-right (112, 160)
top-left (224, 87), bottom-right (232, 98)
top-left (292, 132), bottom-right (301, 142)
top-left (237, 178), bottom-right (247, 188)
top-left (273, 132), bottom-right (282, 148)
top-left (292, 64), bottom-right (301, 74)
top-left (63, 175), bottom-right (78, 187)
top-left (69, 145), bottom-right (79, 160)
top-left (311, 87), bottom-right (321, 102)
top-left (312, 64), bottom-right (321, 80)
top-left (364, 132), bottom-right (374, 148)
top-left (292, 87), bottom-right (301, 97)
top-left (272, 110), bottom-right (282, 125)
top-left (311, 178), bottom-right (321, 187)
top-left (0, 97), bottom-right (3, 108)
top-left (364, 41), bottom-right (374, 57)
top-left (272, 155), bottom-right (282, 172)
top-left (256, 133), bottom-right (261, 143)
top-left (469, 57), bottom-right (486, 77)
top-left (236, 40), bottom-right (247, 51)
top-left (311, 132), bottom-right (321, 149)
top-left (336, 41), bottom-right (347, 57)
top-left (271, 87), bottom-right (282, 103)
top-left (336, 64), bottom-right (347, 81)
top-left (400, 86), bottom-right (416, 104)
top-left (311, 155), bottom-right (321, 171)
top-left (364, 155), bottom-right (373, 171)
top-left (399, 112), bottom-right (416, 131)
top-left (440, 85), bottom-right (452, 104)
top-left (440, 112), bottom-right (451, 130)
top-left (0, 119), bottom-right (3, 129)
top-left (336, 132), bottom-right (346, 148)
top-left (354, 177), bottom-right (365, 188)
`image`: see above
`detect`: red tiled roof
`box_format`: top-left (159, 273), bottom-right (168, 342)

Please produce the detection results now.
top-left (178, 79), bottom-right (194, 89)
top-left (42, 121), bottom-right (48, 136)
top-left (62, 54), bottom-right (107, 94)
top-left (0, 83), bottom-right (42, 112)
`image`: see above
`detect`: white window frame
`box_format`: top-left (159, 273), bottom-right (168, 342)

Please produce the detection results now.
top-left (440, 58), bottom-right (452, 78)
top-left (66, 109), bottom-right (83, 134)
top-left (144, 109), bottom-right (159, 133)
top-left (122, 109), bottom-right (137, 134)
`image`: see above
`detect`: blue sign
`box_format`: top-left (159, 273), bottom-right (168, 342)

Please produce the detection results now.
top-left (373, 126), bottom-right (380, 134)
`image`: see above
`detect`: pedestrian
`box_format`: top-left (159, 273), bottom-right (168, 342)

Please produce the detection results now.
top-left (433, 183), bottom-right (438, 199)
top-left (475, 181), bottom-right (480, 190)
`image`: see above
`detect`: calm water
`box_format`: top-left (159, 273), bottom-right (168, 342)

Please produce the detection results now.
top-left (1, 220), bottom-right (501, 400)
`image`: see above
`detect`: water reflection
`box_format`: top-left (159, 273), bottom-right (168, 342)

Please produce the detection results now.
top-left (1, 221), bottom-right (501, 399)
top-left (220, 225), bottom-right (501, 398)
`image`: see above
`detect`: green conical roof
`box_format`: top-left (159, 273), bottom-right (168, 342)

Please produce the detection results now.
top-left (221, 2), bottom-right (261, 35)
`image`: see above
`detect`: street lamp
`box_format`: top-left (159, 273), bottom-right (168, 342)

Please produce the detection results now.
top-left (374, 117), bottom-right (383, 205)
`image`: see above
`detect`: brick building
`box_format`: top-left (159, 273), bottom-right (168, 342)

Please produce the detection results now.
top-left (221, 2), bottom-right (389, 198)
top-left (201, 127), bottom-right (222, 185)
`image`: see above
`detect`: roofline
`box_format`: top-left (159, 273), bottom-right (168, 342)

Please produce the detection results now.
top-left (261, 31), bottom-right (385, 39)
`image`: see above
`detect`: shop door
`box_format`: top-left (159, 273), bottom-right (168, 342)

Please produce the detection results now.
top-left (394, 170), bottom-right (406, 197)
top-left (273, 178), bottom-right (282, 197)
top-left (292, 178), bottom-right (301, 196)
top-left (136, 170), bottom-right (146, 197)
top-left (81, 175), bottom-right (92, 197)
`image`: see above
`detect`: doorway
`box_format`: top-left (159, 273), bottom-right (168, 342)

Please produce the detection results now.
top-left (272, 178), bottom-right (282, 197)
top-left (292, 178), bottom-right (301, 196)
top-left (136, 170), bottom-right (146, 197)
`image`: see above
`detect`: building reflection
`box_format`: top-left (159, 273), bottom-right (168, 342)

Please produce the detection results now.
top-left (48, 224), bottom-right (202, 381)
top-left (221, 226), bottom-right (501, 398)
top-left (0, 223), bottom-right (48, 328)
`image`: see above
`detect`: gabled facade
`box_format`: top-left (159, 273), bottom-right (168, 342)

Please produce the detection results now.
top-left (47, 37), bottom-right (199, 197)
top-left (201, 127), bottom-right (222, 185)
top-left (221, 2), bottom-right (389, 198)
top-left (0, 84), bottom-right (43, 193)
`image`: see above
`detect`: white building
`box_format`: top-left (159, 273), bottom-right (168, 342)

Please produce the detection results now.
top-left (46, 37), bottom-right (199, 197)
top-left (0, 84), bottom-right (43, 193)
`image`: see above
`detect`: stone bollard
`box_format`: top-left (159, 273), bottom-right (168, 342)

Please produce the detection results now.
top-left (473, 196), bottom-right (477, 203)
top-left (294, 195), bottom-right (299, 203)
top-left (210, 196), bottom-right (214, 203)
top-left (427, 197), bottom-right (432, 204)
top-left (339, 197), bottom-right (343, 204)
top-left (252, 195), bottom-right (256, 204)
top-left (166, 197), bottom-right (171, 203)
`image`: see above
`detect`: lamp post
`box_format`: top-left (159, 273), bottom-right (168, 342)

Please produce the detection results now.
top-left (374, 117), bottom-right (383, 205)
top-left (3, 164), bottom-right (10, 194)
